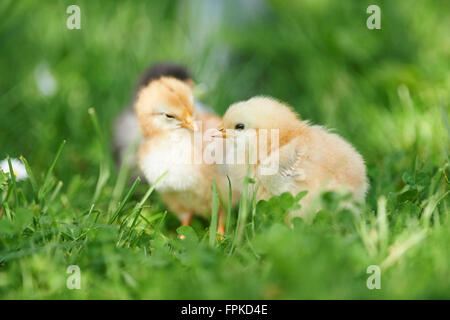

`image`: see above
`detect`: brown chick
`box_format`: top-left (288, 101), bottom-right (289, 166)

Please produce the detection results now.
top-left (135, 76), bottom-right (236, 234)
top-left (220, 96), bottom-right (368, 221)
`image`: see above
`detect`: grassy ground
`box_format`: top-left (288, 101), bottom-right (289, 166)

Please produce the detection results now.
top-left (0, 0), bottom-right (449, 299)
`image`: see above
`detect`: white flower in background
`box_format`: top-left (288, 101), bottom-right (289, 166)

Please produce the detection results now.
top-left (34, 62), bottom-right (58, 97)
top-left (0, 158), bottom-right (28, 181)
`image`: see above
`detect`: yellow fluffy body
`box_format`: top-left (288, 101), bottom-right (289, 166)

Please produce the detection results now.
top-left (135, 77), bottom-right (237, 229)
top-left (222, 96), bottom-right (368, 219)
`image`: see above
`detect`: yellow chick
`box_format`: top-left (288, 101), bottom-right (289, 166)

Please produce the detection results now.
top-left (135, 76), bottom-right (235, 234)
top-left (113, 63), bottom-right (195, 174)
top-left (219, 96), bottom-right (368, 221)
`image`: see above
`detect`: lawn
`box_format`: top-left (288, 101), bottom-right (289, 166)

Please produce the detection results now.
top-left (0, 0), bottom-right (448, 299)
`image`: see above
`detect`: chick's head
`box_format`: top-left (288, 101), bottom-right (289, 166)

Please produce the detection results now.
top-left (135, 77), bottom-right (196, 136)
top-left (221, 96), bottom-right (303, 144)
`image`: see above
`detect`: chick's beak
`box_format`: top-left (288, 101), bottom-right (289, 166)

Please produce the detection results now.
top-left (179, 117), bottom-right (197, 131)
top-left (219, 127), bottom-right (227, 138)
top-left (213, 125), bottom-right (227, 138)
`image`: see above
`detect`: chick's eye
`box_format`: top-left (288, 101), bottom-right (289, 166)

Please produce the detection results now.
top-left (235, 123), bottom-right (245, 130)
top-left (165, 114), bottom-right (175, 119)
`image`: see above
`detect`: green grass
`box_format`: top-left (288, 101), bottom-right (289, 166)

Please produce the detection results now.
top-left (0, 0), bottom-right (449, 299)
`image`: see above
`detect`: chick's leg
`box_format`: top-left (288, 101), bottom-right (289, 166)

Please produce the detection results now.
top-left (217, 209), bottom-right (225, 239)
top-left (180, 212), bottom-right (193, 226)
top-left (178, 212), bottom-right (194, 240)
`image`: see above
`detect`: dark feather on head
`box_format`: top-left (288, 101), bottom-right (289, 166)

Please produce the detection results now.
top-left (138, 62), bottom-right (192, 88)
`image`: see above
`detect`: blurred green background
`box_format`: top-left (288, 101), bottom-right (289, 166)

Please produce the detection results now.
top-left (0, 0), bottom-right (448, 299)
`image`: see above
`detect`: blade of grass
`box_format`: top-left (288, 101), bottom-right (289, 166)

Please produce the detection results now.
top-left (209, 179), bottom-right (219, 247)
top-left (88, 108), bottom-right (107, 156)
top-left (38, 177), bottom-right (57, 206)
top-left (381, 230), bottom-right (427, 269)
top-left (7, 156), bottom-right (18, 207)
top-left (225, 175), bottom-right (233, 237)
top-left (18, 189), bottom-right (28, 206)
top-left (19, 156), bottom-right (38, 203)
top-left (2, 182), bottom-right (14, 205)
top-left (356, 214), bottom-right (377, 258)
top-left (231, 163), bottom-right (252, 253)
top-left (422, 190), bottom-right (449, 228)
top-left (250, 182), bottom-right (259, 238)
top-left (140, 212), bottom-right (164, 227)
top-left (155, 211), bottom-right (168, 235)
top-left (38, 140), bottom-right (66, 202)
top-left (132, 171), bottom-right (167, 218)
top-left (109, 177), bottom-right (141, 224)
top-left (88, 108), bottom-right (112, 204)
top-left (377, 196), bottom-right (389, 256)
top-left (119, 172), bottom-right (167, 246)
top-left (92, 163), bottom-right (110, 204)
top-left (88, 107), bottom-right (113, 170)
top-left (49, 181), bottom-right (63, 204)
top-left (108, 141), bottom-right (138, 213)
